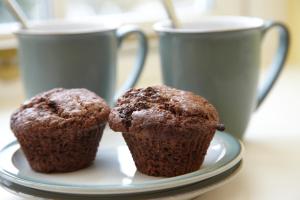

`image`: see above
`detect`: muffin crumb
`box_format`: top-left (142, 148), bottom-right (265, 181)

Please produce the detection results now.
top-left (10, 88), bottom-right (110, 173)
top-left (109, 85), bottom-right (223, 177)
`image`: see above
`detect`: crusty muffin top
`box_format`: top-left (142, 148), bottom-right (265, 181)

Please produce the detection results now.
top-left (11, 88), bottom-right (110, 134)
top-left (109, 85), bottom-right (222, 133)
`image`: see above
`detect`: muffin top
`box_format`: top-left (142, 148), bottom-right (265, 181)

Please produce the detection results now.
top-left (109, 85), bottom-right (222, 133)
top-left (11, 88), bottom-right (110, 134)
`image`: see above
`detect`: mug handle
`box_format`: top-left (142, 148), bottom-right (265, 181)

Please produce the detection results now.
top-left (256, 21), bottom-right (289, 109)
top-left (114, 25), bottom-right (148, 101)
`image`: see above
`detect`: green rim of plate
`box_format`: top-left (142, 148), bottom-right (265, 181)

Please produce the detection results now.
top-left (0, 131), bottom-right (243, 194)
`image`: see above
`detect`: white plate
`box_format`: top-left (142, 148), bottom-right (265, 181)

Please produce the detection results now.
top-left (0, 129), bottom-right (243, 195)
top-left (0, 161), bottom-right (242, 200)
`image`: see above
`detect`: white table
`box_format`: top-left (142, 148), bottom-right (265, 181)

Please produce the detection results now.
top-left (0, 66), bottom-right (299, 200)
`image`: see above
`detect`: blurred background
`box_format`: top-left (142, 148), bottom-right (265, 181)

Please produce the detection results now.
top-left (0, 1), bottom-right (299, 198)
top-left (0, 2), bottom-right (299, 199)
top-left (0, 0), bottom-right (299, 109)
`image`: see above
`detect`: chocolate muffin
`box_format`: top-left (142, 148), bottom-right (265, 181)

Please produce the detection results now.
top-left (10, 88), bottom-right (110, 173)
top-left (109, 86), bottom-right (224, 177)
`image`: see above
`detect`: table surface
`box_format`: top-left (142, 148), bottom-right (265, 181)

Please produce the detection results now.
top-left (0, 63), bottom-right (299, 199)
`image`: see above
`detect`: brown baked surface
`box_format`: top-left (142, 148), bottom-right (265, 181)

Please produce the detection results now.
top-left (10, 88), bottom-right (110, 173)
top-left (11, 88), bottom-right (110, 134)
top-left (109, 85), bottom-right (223, 177)
top-left (109, 85), bottom-right (220, 133)
top-left (122, 128), bottom-right (214, 177)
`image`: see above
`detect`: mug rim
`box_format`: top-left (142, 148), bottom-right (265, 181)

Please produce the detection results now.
top-left (16, 20), bottom-right (120, 36)
top-left (153, 16), bottom-right (265, 34)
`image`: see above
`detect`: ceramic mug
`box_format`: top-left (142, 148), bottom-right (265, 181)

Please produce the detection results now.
top-left (16, 21), bottom-right (148, 103)
top-left (154, 16), bottom-right (289, 139)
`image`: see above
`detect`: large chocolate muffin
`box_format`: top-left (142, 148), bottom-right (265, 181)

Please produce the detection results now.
top-left (10, 88), bottom-right (110, 173)
top-left (109, 86), bottom-right (224, 177)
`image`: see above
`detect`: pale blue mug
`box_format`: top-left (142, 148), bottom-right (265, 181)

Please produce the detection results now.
top-left (154, 16), bottom-right (289, 139)
top-left (16, 21), bottom-right (148, 103)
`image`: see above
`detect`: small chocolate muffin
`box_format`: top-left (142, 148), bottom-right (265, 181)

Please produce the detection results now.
top-left (10, 88), bottom-right (110, 173)
top-left (109, 85), bottom-right (224, 177)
